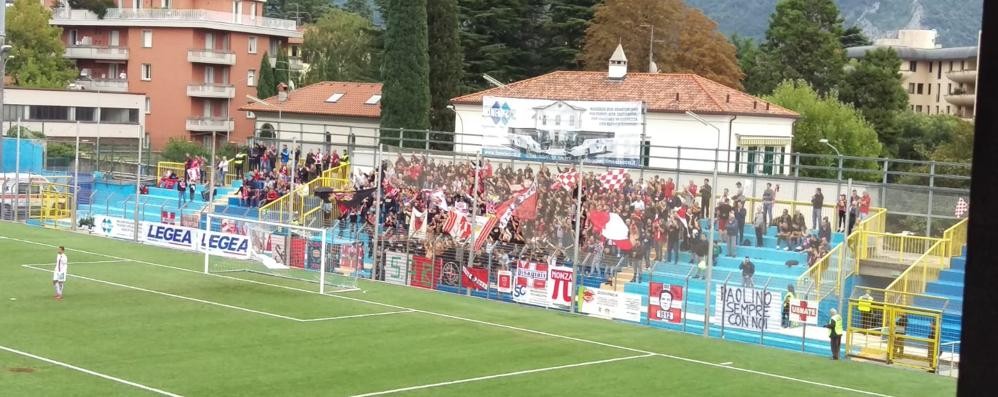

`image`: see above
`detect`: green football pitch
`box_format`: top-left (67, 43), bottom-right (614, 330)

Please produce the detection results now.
top-left (0, 222), bottom-right (955, 396)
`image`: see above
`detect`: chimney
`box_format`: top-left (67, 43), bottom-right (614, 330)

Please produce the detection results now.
top-left (726, 94), bottom-right (731, 103)
top-left (766, 103), bottom-right (770, 110)
top-left (753, 101), bottom-right (758, 110)
top-left (277, 82), bottom-right (289, 102)
top-left (675, 92), bottom-right (680, 101)
top-left (608, 43), bottom-right (628, 80)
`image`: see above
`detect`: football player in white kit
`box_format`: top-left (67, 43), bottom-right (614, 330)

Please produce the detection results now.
top-left (53, 246), bottom-right (68, 300)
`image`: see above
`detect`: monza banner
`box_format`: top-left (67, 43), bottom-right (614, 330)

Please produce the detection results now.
top-left (383, 251), bottom-right (410, 286)
top-left (788, 298), bottom-right (820, 326)
top-left (410, 255), bottom-right (442, 290)
top-left (648, 282), bottom-right (684, 324)
top-left (712, 284), bottom-right (784, 332)
top-left (578, 286), bottom-right (643, 322)
top-left (479, 96), bottom-right (644, 167)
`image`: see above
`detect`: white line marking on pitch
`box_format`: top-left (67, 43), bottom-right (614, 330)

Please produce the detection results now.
top-left (20, 260), bottom-right (131, 266)
top-left (0, 344), bottom-right (183, 397)
top-left (719, 362), bottom-right (734, 366)
top-left (350, 354), bottom-right (655, 397)
top-left (301, 310), bottom-right (415, 322)
top-left (3, 234), bottom-right (895, 397)
top-left (21, 264), bottom-right (304, 322)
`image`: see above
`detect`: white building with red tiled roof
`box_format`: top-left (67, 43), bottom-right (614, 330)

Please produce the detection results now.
top-left (239, 81), bottom-right (382, 154)
top-left (450, 45), bottom-right (800, 174)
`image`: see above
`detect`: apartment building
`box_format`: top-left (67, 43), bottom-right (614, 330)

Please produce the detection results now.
top-left (847, 30), bottom-right (979, 122)
top-left (49, 1), bottom-right (303, 149)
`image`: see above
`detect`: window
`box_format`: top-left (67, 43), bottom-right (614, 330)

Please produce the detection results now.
top-left (269, 39), bottom-right (279, 56)
top-left (325, 93), bottom-right (344, 103)
top-left (909, 61), bottom-right (917, 72)
top-left (29, 106), bottom-right (70, 121)
top-left (915, 105), bottom-right (923, 113)
top-left (101, 108), bottom-right (140, 123)
top-left (929, 62), bottom-right (933, 73)
top-left (916, 83), bottom-right (924, 94)
top-left (937, 84), bottom-right (941, 102)
top-left (145, 97), bottom-right (151, 114)
top-left (3, 104), bottom-right (25, 121)
top-left (937, 62), bottom-right (942, 79)
top-left (928, 84), bottom-right (932, 95)
top-left (949, 61), bottom-right (954, 72)
top-left (248, 36), bottom-right (257, 54)
top-left (142, 30), bottom-right (152, 48)
top-left (946, 106), bottom-right (951, 114)
top-left (908, 83), bottom-right (916, 94)
top-left (948, 83), bottom-right (953, 94)
top-left (247, 70), bottom-right (256, 86)
top-left (364, 94), bottom-right (382, 105)
top-left (555, 115), bottom-right (561, 126)
top-left (936, 106), bottom-right (940, 114)
top-left (246, 111), bottom-right (255, 119)
top-left (141, 64), bottom-right (152, 80)
top-left (161, 0), bottom-right (171, 8)
top-left (75, 107), bottom-right (96, 121)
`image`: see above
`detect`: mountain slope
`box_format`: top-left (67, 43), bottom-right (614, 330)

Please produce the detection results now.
top-left (685, 0), bottom-right (982, 47)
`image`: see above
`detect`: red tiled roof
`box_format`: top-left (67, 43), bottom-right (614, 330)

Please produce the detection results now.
top-left (240, 81), bottom-right (382, 119)
top-left (451, 71), bottom-right (798, 118)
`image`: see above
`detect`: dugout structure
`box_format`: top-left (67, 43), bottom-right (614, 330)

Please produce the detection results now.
top-left (844, 288), bottom-right (945, 372)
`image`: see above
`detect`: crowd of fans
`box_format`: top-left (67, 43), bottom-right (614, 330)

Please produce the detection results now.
top-left (236, 143), bottom-right (350, 207)
top-left (367, 154), bottom-right (873, 282)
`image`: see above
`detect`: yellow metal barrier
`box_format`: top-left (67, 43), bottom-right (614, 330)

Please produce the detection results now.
top-left (32, 182), bottom-right (74, 228)
top-left (845, 294), bottom-right (944, 372)
top-left (884, 240), bottom-right (950, 306)
top-left (794, 206), bottom-right (886, 301)
top-left (157, 161), bottom-right (186, 181)
top-left (941, 218), bottom-right (968, 257)
top-left (259, 162), bottom-right (351, 224)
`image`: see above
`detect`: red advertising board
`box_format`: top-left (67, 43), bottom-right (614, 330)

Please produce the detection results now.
top-left (649, 282), bottom-right (683, 324)
top-left (496, 270), bottom-right (513, 293)
top-left (410, 256), bottom-right (442, 289)
top-left (461, 266), bottom-right (489, 290)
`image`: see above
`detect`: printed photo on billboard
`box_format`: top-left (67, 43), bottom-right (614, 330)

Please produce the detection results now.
top-left (648, 282), bottom-right (684, 324)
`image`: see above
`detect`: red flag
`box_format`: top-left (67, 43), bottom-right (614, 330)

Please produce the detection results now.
top-left (443, 209), bottom-right (472, 242)
top-left (461, 266), bottom-right (489, 290)
top-left (513, 189), bottom-right (538, 220)
top-left (474, 214), bottom-right (498, 251)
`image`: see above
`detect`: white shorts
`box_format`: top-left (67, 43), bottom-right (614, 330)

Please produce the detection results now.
top-left (53, 272), bottom-right (66, 282)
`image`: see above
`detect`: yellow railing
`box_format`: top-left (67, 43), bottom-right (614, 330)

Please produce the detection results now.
top-left (33, 182), bottom-right (74, 228)
top-left (884, 240), bottom-right (950, 306)
top-left (796, 239), bottom-right (844, 300)
top-left (856, 231), bottom-right (943, 265)
top-left (941, 218), bottom-right (968, 257)
top-left (794, 206), bottom-right (887, 300)
top-left (258, 162), bottom-right (351, 224)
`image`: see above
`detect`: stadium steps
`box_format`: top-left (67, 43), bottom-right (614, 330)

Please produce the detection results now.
top-left (920, 249), bottom-right (966, 351)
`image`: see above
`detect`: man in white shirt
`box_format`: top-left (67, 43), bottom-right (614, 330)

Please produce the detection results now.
top-left (53, 246), bottom-right (68, 300)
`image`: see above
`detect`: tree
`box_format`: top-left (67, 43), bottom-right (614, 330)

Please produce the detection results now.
top-left (5, 0), bottom-right (78, 88)
top-left (264, 0), bottom-right (330, 23)
top-left (839, 48), bottom-right (908, 156)
top-left (340, 0), bottom-right (373, 21)
top-left (302, 9), bottom-right (381, 84)
top-left (381, 0), bottom-right (430, 147)
top-left (256, 52), bottom-right (277, 99)
top-left (754, 0), bottom-right (846, 95)
top-left (765, 80), bottom-right (882, 180)
top-left (840, 25), bottom-right (871, 48)
top-left (427, 0), bottom-right (463, 141)
top-left (732, 34), bottom-right (767, 95)
top-left (580, 0), bottom-right (744, 89)
top-left (458, 0), bottom-right (548, 91)
top-left (542, 0), bottom-right (599, 71)
top-left (274, 51), bottom-right (291, 89)
top-left (67, 0), bottom-right (116, 18)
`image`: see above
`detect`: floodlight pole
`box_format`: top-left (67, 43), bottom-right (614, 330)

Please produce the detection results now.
top-left (466, 152), bottom-right (482, 280)
top-left (571, 157), bottom-right (584, 314)
top-left (73, 121), bottom-right (80, 231)
top-left (13, 117), bottom-right (21, 222)
top-left (133, 127), bottom-right (143, 241)
top-left (371, 144), bottom-right (384, 280)
top-left (208, 130), bottom-right (217, 214)
top-left (686, 111), bottom-right (720, 337)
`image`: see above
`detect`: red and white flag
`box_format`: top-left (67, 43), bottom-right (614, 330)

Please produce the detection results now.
top-left (551, 170), bottom-right (579, 191)
top-left (955, 197), bottom-right (968, 218)
top-left (598, 169), bottom-right (629, 191)
top-left (443, 209), bottom-right (473, 242)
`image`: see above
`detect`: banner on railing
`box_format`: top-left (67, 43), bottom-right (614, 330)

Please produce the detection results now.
top-left (383, 251), bottom-right (410, 286)
top-left (140, 221), bottom-right (198, 251)
top-left (789, 299), bottom-right (819, 326)
top-left (496, 270), bottom-right (513, 294)
top-left (713, 285), bottom-right (783, 332)
top-left (410, 256), bottom-right (442, 290)
top-left (649, 282), bottom-right (684, 324)
top-left (578, 286), bottom-right (643, 322)
top-left (512, 260), bottom-right (573, 309)
top-left (480, 96), bottom-right (643, 166)
top-left (461, 266), bottom-right (489, 291)
top-left (200, 231), bottom-right (251, 259)
top-left (93, 215), bottom-right (136, 240)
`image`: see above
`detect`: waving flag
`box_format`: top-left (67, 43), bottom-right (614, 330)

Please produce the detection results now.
top-left (443, 209), bottom-right (473, 242)
top-left (598, 169), bottom-right (629, 191)
top-left (551, 170), bottom-right (578, 191)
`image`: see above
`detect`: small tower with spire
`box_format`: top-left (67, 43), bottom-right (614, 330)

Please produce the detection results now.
top-left (608, 43), bottom-right (628, 80)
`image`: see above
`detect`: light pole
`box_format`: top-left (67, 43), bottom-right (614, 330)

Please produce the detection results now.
top-left (446, 104), bottom-right (464, 151)
top-left (686, 110), bottom-right (721, 338)
top-left (819, 138), bottom-right (843, 181)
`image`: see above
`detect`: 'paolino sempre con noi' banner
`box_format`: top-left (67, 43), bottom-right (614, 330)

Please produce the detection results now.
top-left (480, 96), bottom-right (643, 166)
top-left (712, 284), bottom-right (783, 332)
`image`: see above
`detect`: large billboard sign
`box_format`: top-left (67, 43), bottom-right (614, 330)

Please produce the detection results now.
top-left (479, 96), bottom-right (643, 166)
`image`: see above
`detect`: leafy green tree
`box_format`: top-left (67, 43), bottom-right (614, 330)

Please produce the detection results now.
top-left (256, 51), bottom-right (277, 99)
top-left (839, 47), bottom-right (908, 156)
top-left (765, 80), bottom-right (882, 180)
top-left (427, 0), bottom-right (463, 141)
top-left (458, 0), bottom-right (549, 91)
top-left (893, 113), bottom-right (974, 188)
top-left (840, 25), bottom-right (872, 48)
top-left (381, 0), bottom-right (430, 147)
top-left (68, 0), bottom-right (116, 18)
top-left (340, 0), bottom-right (373, 20)
top-left (732, 34), bottom-right (768, 94)
top-left (5, 0), bottom-right (78, 88)
top-left (161, 138), bottom-right (209, 162)
top-left (755, 0), bottom-right (847, 95)
top-left (581, 0), bottom-right (744, 89)
top-left (274, 51), bottom-right (291, 89)
top-left (264, 0), bottom-right (330, 23)
top-left (542, 0), bottom-right (599, 70)
top-left (302, 9), bottom-right (381, 84)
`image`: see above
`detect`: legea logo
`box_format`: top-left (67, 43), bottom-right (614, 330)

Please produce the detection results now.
top-left (487, 101), bottom-right (514, 125)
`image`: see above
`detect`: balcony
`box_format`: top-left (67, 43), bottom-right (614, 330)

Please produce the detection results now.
top-left (186, 83), bottom-right (235, 98)
top-left (52, 8), bottom-right (301, 38)
top-left (944, 92), bottom-right (976, 106)
top-left (946, 69), bottom-right (977, 84)
top-left (289, 56), bottom-right (304, 71)
top-left (65, 46), bottom-right (129, 61)
top-left (186, 117), bottom-right (234, 132)
top-left (72, 78), bottom-right (129, 92)
top-left (187, 49), bottom-right (236, 65)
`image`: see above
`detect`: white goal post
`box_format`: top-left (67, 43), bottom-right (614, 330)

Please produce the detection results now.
top-left (202, 214), bottom-right (358, 293)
